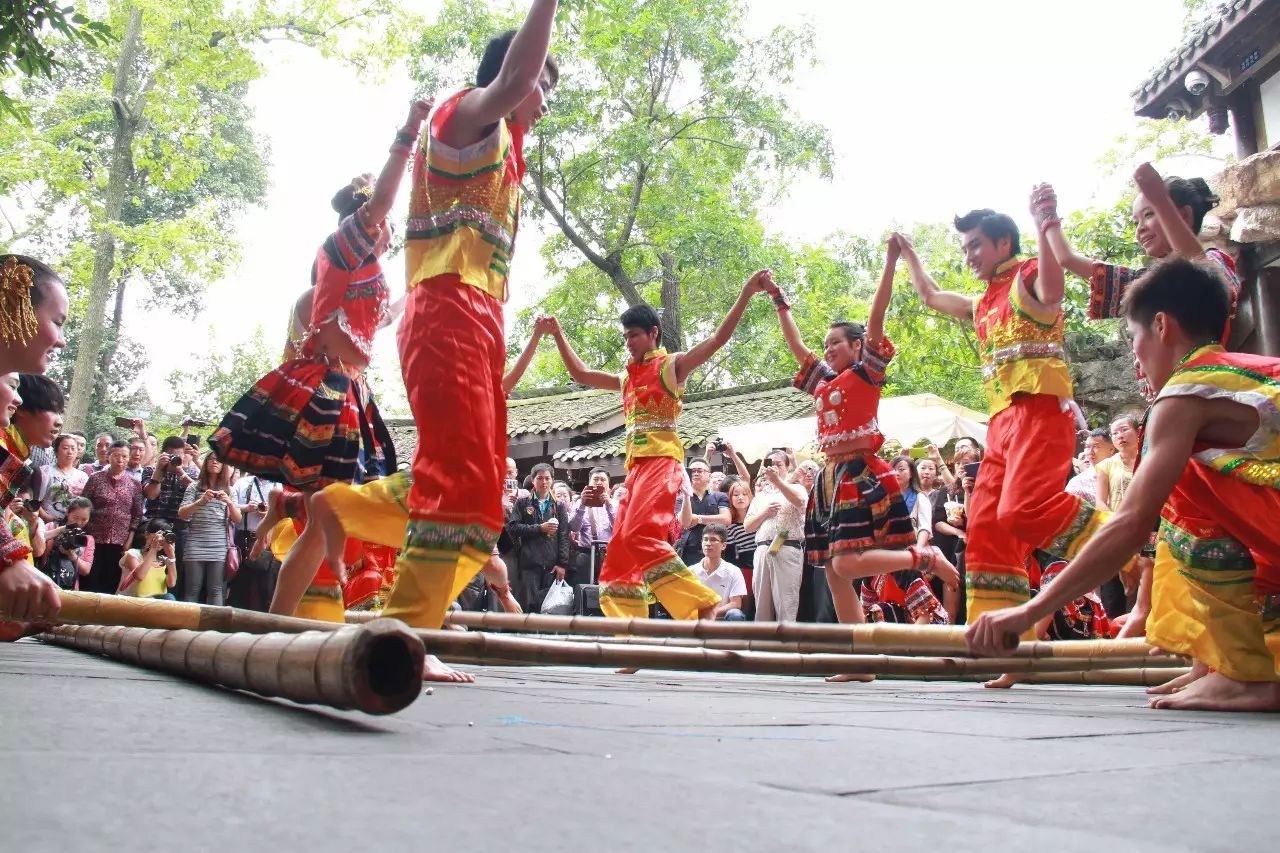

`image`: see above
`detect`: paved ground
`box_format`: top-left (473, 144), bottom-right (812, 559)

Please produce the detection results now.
top-left (2, 638), bottom-right (1278, 852)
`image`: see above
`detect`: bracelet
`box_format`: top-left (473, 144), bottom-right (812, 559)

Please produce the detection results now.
top-left (1039, 216), bottom-right (1062, 231)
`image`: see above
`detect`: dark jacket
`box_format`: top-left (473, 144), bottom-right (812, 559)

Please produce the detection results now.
top-left (508, 492), bottom-right (570, 574)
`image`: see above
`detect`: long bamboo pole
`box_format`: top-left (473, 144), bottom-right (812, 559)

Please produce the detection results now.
top-left (350, 608), bottom-right (1158, 660)
top-left (38, 620), bottom-right (424, 715)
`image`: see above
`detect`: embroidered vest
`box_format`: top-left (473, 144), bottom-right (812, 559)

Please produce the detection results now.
top-left (973, 257), bottom-right (1074, 416)
top-left (622, 349), bottom-right (684, 470)
top-left (405, 89), bottom-right (525, 302)
top-left (813, 365), bottom-right (887, 455)
top-left (1157, 345), bottom-right (1280, 490)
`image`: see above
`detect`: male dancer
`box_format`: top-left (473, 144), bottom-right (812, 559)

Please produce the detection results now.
top-left (897, 212), bottom-right (1101, 631)
top-left (545, 273), bottom-right (768, 618)
top-left (968, 257), bottom-right (1280, 712)
top-left (772, 240), bottom-right (956, 628)
top-left (383, 0), bottom-right (560, 629)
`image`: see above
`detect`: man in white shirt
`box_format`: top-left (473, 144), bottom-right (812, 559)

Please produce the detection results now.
top-left (689, 524), bottom-right (747, 621)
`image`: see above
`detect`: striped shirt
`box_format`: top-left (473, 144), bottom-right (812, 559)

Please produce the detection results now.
top-left (181, 484), bottom-right (230, 561)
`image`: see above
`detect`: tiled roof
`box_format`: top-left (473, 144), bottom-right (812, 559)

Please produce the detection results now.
top-left (1131, 0), bottom-right (1259, 109)
top-left (552, 380), bottom-right (814, 467)
top-left (506, 386), bottom-right (619, 435)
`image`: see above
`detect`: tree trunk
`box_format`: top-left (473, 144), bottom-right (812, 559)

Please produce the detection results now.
top-left (98, 279), bottom-right (127, 377)
top-left (658, 252), bottom-right (684, 352)
top-left (64, 9), bottom-right (142, 433)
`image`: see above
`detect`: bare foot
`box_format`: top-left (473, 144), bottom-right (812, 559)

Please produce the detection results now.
top-left (825, 673), bottom-right (876, 683)
top-left (423, 654), bottom-right (475, 684)
top-left (1147, 659), bottom-right (1209, 695)
top-left (1149, 671), bottom-right (1280, 712)
top-left (310, 493), bottom-right (348, 585)
top-left (616, 667), bottom-right (639, 675)
top-left (983, 672), bottom-right (1021, 689)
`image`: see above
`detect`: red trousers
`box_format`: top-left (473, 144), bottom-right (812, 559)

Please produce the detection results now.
top-left (965, 394), bottom-right (1099, 624)
top-left (382, 277), bottom-right (506, 628)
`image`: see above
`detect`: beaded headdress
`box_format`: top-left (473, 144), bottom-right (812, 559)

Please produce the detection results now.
top-left (0, 257), bottom-right (38, 346)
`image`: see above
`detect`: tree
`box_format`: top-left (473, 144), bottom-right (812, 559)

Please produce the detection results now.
top-left (168, 326), bottom-right (277, 423)
top-left (0, 0), bottom-right (399, 433)
top-left (410, 0), bottom-right (831, 385)
top-left (0, 1), bottom-right (112, 120)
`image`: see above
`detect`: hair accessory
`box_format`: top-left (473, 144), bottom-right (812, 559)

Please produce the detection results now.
top-left (0, 256), bottom-right (38, 346)
top-left (354, 185), bottom-right (375, 202)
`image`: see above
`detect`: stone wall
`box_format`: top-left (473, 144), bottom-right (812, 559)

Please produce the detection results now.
top-left (1066, 332), bottom-right (1146, 423)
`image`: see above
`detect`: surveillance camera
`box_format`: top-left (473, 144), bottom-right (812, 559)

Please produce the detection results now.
top-left (1184, 69), bottom-right (1211, 96)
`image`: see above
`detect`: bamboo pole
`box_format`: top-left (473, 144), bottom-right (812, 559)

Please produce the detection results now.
top-left (481, 631), bottom-right (1189, 669)
top-left (349, 608), bottom-right (1159, 660)
top-left (38, 619), bottom-right (425, 715)
top-left (1018, 668), bottom-right (1189, 688)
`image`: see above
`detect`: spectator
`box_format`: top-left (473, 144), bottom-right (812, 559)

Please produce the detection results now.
top-left (39, 433), bottom-right (87, 523)
top-left (177, 453), bottom-right (241, 606)
top-left (722, 479), bottom-right (756, 596)
top-left (41, 496), bottom-right (94, 590)
top-left (506, 457), bottom-right (530, 499)
top-left (118, 519), bottom-right (178, 600)
top-left (553, 480), bottom-right (572, 508)
top-left (679, 458), bottom-right (730, 566)
top-left (124, 436), bottom-right (146, 482)
top-left (893, 456), bottom-right (920, 519)
top-left (5, 488), bottom-right (46, 561)
top-left (66, 433), bottom-right (86, 465)
top-left (227, 471), bottom-right (281, 611)
top-left (950, 437), bottom-right (981, 481)
top-left (744, 452), bottom-right (808, 621)
top-left (1066, 427), bottom-right (1114, 503)
top-left (931, 476), bottom-right (967, 623)
top-left (7, 374), bottom-right (63, 471)
top-left (81, 433), bottom-right (112, 475)
top-left (913, 456), bottom-right (941, 547)
top-left (142, 436), bottom-right (196, 523)
top-left (144, 432), bottom-right (159, 468)
top-left (611, 483), bottom-right (627, 504)
top-left (508, 463), bottom-right (571, 611)
top-left (569, 467), bottom-right (613, 585)
top-left (81, 440), bottom-right (144, 594)
top-left (690, 524), bottom-right (747, 621)
top-left (708, 471), bottom-right (725, 493)
top-left (1096, 415), bottom-right (1139, 511)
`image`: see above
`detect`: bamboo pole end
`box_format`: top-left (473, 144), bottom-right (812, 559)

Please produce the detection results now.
top-left (339, 618), bottom-right (426, 715)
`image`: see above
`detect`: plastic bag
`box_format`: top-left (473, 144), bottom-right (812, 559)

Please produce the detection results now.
top-left (540, 578), bottom-right (574, 615)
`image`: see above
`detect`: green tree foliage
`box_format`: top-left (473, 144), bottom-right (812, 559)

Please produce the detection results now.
top-left (0, 1), bottom-right (112, 120)
top-left (167, 326), bottom-right (277, 423)
top-left (0, 0), bottom-right (399, 433)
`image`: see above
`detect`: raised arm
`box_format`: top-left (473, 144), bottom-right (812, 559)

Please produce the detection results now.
top-left (772, 281), bottom-right (813, 365)
top-left (1133, 162), bottom-right (1206, 260)
top-left (673, 270), bottom-right (768, 386)
top-left (866, 237), bottom-right (900, 349)
top-left (361, 99), bottom-right (432, 229)
top-left (1030, 215), bottom-right (1066, 306)
top-left (443, 0), bottom-right (559, 147)
top-left (1031, 183), bottom-right (1097, 280)
top-left (547, 318), bottom-right (620, 391)
top-left (894, 232), bottom-right (975, 321)
top-left (503, 316), bottom-right (554, 394)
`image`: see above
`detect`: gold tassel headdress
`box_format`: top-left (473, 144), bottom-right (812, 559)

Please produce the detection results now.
top-left (0, 256), bottom-right (38, 346)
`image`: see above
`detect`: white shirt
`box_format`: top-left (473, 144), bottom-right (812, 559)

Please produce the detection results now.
top-left (692, 559), bottom-right (747, 602)
top-left (748, 486), bottom-right (805, 546)
top-left (232, 475), bottom-right (278, 533)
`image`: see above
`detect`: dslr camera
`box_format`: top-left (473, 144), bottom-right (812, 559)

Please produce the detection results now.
top-left (57, 525), bottom-right (89, 551)
top-left (162, 530), bottom-right (178, 544)
top-left (711, 437), bottom-right (726, 452)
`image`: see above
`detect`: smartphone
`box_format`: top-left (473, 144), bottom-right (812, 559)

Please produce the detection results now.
top-left (909, 447), bottom-right (927, 460)
top-left (115, 416), bottom-right (137, 429)
top-left (762, 458), bottom-right (775, 468)
top-left (186, 435), bottom-right (200, 447)
top-left (963, 462), bottom-right (981, 481)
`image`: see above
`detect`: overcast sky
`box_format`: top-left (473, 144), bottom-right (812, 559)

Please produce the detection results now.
top-left (130, 0), bottom-right (1228, 417)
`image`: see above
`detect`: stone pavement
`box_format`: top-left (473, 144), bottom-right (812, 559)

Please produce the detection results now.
top-left (2, 638), bottom-right (1277, 852)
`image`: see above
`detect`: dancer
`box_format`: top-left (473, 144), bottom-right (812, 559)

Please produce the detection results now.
top-left (897, 209), bottom-right (1101, 633)
top-left (0, 254), bottom-right (67, 627)
top-left (772, 239), bottom-right (956, 636)
top-left (382, 0), bottom-right (560, 629)
top-left (546, 274), bottom-right (768, 618)
top-left (967, 256), bottom-right (1280, 712)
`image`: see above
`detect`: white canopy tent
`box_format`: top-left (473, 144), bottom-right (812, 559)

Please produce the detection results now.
top-left (717, 393), bottom-right (989, 463)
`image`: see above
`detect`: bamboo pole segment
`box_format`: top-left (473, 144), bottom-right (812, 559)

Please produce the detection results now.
top-left (38, 619), bottom-right (425, 715)
top-left (484, 631), bottom-right (1190, 669)
top-left (350, 609), bottom-right (1159, 660)
top-left (409, 630), bottom-right (1173, 677)
top-left (53, 590), bottom-right (337, 634)
top-left (1017, 668), bottom-right (1191, 688)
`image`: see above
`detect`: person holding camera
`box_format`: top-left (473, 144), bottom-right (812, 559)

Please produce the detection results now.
top-left (40, 496), bottom-right (94, 590)
top-left (569, 467), bottom-right (614, 585)
top-left (509, 464), bottom-right (572, 612)
top-left (38, 433), bottom-right (87, 524)
top-left (5, 489), bottom-right (47, 563)
top-left (118, 520), bottom-right (178, 600)
top-left (81, 441), bottom-right (144, 595)
top-left (177, 453), bottom-right (241, 606)
top-left (227, 471), bottom-right (281, 611)
top-left (679, 458), bottom-right (731, 567)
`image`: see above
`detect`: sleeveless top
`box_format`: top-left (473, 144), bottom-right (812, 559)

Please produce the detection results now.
top-left (303, 213), bottom-right (392, 363)
top-left (405, 89), bottom-right (526, 302)
top-left (973, 257), bottom-right (1074, 416)
top-left (622, 348), bottom-right (684, 470)
top-left (793, 337), bottom-right (895, 457)
top-left (1155, 344), bottom-right (1280, 490)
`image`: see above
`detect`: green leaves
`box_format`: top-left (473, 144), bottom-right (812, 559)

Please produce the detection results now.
top-left (0, 2), bottom-right (113, 120)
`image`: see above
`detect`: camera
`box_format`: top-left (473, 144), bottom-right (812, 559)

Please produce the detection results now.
top-left (711, 438), bottom-right (726, 452)
top-left (183, 419), bottom-right (208, 428)
top-left (1183, 69), bottom-right (1210, 96)
top-left (57, 525), bottom-right (89, 551)
top-left (162, 530), bottom-right (177, 544)
top-left (22, 498), bottom-right (41, 513)
top-left (762, 458), bottom-right (775, 468)
top-left (256, 502), bottom-right (268, 513)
